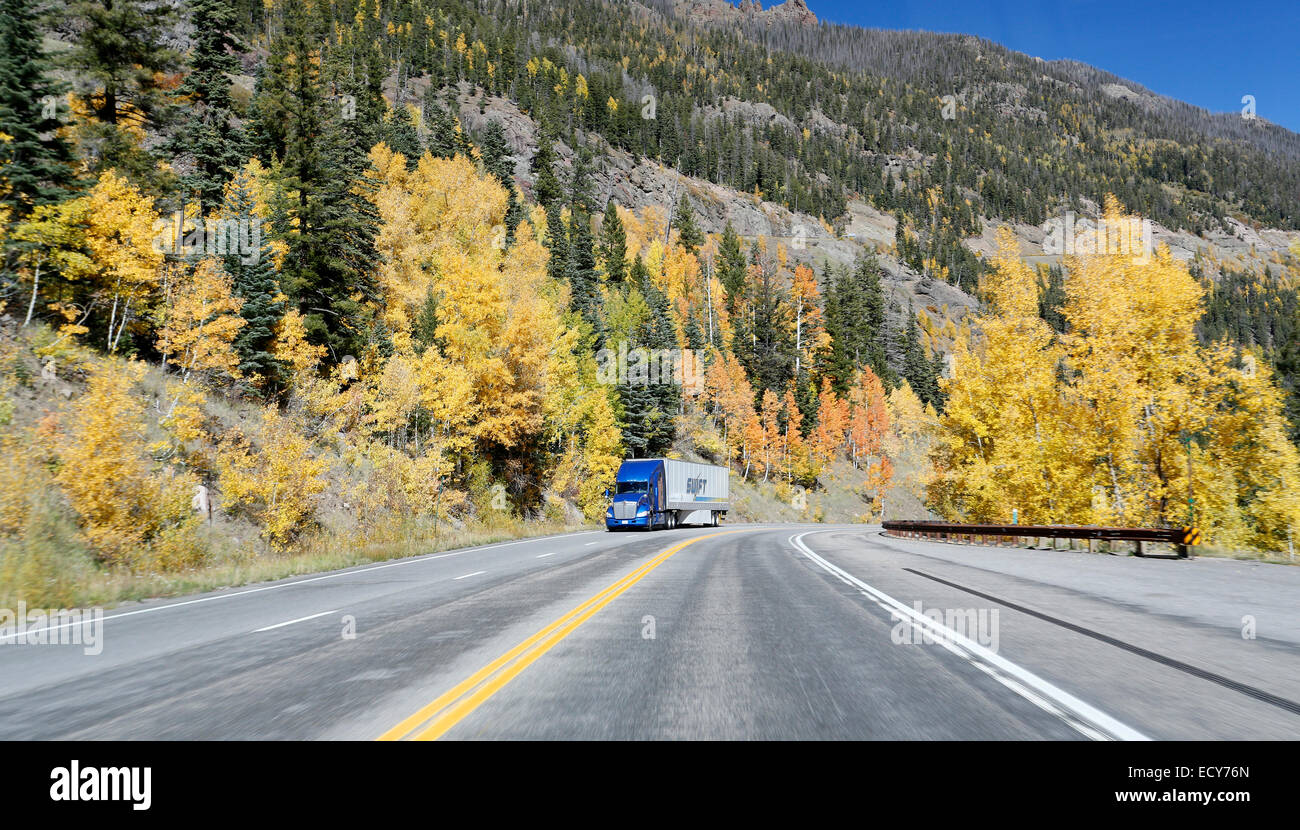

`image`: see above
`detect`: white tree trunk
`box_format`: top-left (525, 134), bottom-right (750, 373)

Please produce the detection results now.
top-left (23, 263), bottom-right (41, 327)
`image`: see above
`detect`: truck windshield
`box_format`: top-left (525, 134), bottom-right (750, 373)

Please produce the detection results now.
top-left (615, 481), bottom-right (648, 494)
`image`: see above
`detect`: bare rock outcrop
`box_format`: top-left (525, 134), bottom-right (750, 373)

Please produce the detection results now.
top-left (674, 0), bottom-right (817, 27)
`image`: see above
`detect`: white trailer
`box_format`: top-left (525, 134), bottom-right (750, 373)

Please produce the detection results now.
top-left (663, 459), bottom-right (730, 527)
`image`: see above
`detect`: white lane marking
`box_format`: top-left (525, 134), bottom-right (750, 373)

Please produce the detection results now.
top-left (253, 609), bottom-right (340, 633)
top-left (789, 531), bottom-right (1149, 742)
top-left (454, 571), bottom-right (486, 580)
top-left (584, 542), bottom-right (598, 546)
top-left (536, 552), bottom-right (559, 558)
top-left (3, 531), bottom-right (604, 639)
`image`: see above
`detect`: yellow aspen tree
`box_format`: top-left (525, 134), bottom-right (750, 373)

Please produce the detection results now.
top-left (741, 412), bottom-right (765, 480)
top-left (886, 380), bottom-right (931, 455)
top-left (411, 343), bottom-right (477, 524)
top-left (272, 308), bottom-right (327, 386)
top-left (366, 143), bottom-right (434, 343)
top-left (416, 341), bottom-right (476, 457)
top-left (1210, 353), bottom-right (1300, 549)
top-left (863, 455), bottom-right (894, 519)
top-left (703, 348), bottom-right (755, 468)
top-left (217, 408), bottom-right (328, 549)
top-left (219, 160), bottom-right (287, 268)
top-left (9, 199), bottom-right (94, 328)
top-left (790, 264), bottom-right (830, 376)
top-left (759, 389), bottom-right (781, 481)
top-left (1046, 196), bottom-right (1300, 548)
top-left (1062, 196), bottom-right (1209, 525)
top-left (53, 362), bottom-right (197, 567)
top-left (929, 227), bottom-right (1071, 523)
top-left (82, 170), bottom-right (164, 351)
top-left (846, 365), bottom-right (890, 470)
top-left (364, 351), bottom-right (423, 447)
top-left (811, 378), bottom-right (848, 467)
top-left (577, 390), bottom-right (624, 519)
top-left (885, 379), bottom-right (933, 507)
top-left (156, 257), bottom-right (246, 385)
top-left (780, 386), bottom-right (818, 483)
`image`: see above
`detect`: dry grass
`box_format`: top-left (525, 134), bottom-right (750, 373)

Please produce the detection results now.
top-left (2, 515), bottom-right (595, 610)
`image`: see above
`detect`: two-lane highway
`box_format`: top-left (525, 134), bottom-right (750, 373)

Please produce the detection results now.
top-left (2, 524), bottom-right (1297, 739)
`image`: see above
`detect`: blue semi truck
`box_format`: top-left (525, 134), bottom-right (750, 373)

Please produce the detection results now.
top-left (605, 458), bottom-right (731, 531)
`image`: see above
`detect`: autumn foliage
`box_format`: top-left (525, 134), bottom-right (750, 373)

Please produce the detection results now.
top-left (930, 204), bottom-right (1300, 550)
top-left (5, 90), bottom-right (1298, 611)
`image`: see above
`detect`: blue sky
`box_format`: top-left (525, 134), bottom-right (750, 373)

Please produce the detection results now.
top-left (811, 0), bottom-right (1300, 133)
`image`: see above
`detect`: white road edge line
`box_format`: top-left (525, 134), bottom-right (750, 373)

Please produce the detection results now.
top-left (789, 530), bottom-right (1150, 742)
top-left (454, 571), bottom-right (486, 580)
top-left (10, 530), bottom-right (604, 639)
top-left (253, 609), bottom-right (340, 633)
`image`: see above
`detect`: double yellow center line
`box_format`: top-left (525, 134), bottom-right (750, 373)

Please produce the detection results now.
top-left (377, 529), bottom-right (752, 741)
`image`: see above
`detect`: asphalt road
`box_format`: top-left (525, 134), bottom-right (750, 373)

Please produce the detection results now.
top-left (1, 523), bottom-right (1297, 740)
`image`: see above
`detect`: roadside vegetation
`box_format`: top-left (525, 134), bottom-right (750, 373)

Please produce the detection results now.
top-left (3, 0), bottom-right (1299, 612)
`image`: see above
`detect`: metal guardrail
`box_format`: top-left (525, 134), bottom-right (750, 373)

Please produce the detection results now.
top-left (881, 520), bottom-right (1202, 558)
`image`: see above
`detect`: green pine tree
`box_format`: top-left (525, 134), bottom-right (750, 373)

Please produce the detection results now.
top-left (569, 146), bottom-right (595, 214)
top-left (61, 0), bottom-right (180, 185)
top-left (567, 209), bottom-right (603, 338)
top-left (544, 202), bottom-right (571, 285)
top-left (530, 127), bottom-right (563, 209)
top-left (597, 201), bottom-right (627, 284)
top-left (0, 0), bottom-right (78, 224)
top-left (717, 222), bottom-right (747, 314)
top-left (246, 37), bottom-right (290, 163)
top-left (264, 6), bottom-right (380, 360)
top-left (221, 172), bottom-right (286, 391)
top-left (477, 120), bottom-right (522, 243)
top-left (900, 300), bottom-right (940, 408)
top-left (619, 266), bottom-right (679, 456)
top-left (673, 194), bottom-right (704, 256)
top-left (413, 284), bottom-right (441, 355)
top-left (477, 120), bottom-right (514, 185)
top-left (422, 90), bottom-right (458, 159)
top-left (736, 248), bottom-right (794, 397)
top-left (825, 252), bottom-right (890, 392)
top-left (170, 0), bottom-right (244, 216)
top-left (62, 0), bottom-right (179, 126)
top-left (384, 104), bottom-right (422, 168)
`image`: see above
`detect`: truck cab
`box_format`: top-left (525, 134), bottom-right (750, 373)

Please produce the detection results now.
top-left (606, 459), bottom-right (667, 530)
